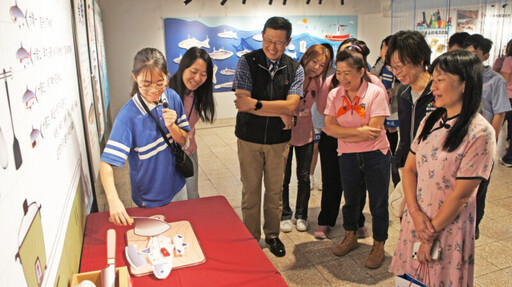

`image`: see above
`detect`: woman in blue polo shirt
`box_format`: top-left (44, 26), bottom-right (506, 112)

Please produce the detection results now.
top-left (100, 48), bottom-right (191, 226)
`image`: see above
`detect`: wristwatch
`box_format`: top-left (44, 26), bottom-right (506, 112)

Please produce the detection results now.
top-left (254, 100), bottom-right (262, 111)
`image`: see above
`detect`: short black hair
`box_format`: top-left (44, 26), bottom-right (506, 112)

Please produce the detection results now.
top-left (386, 30), bottom-right (431, 70)
top-left (448, 32), bottom-right (470, 48)
top-left (463, 34), bottom-right (493, 54)
top-left (263, 17), bottom-right (292, 39)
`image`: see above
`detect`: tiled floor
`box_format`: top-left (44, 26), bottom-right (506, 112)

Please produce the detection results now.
top-left (97, 117), bottom-right (512, 286)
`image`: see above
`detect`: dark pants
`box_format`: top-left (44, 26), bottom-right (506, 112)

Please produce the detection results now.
top-left (503, 99), bottom-right (512, 163)
top-left (339, 150), bottom-right (390, 242)
top-left (317, 132), bottom-right (366, 227)
top-left (282, 142), bottom-right (314, 220)
top-left (476, 162), bottom-right (494, 232)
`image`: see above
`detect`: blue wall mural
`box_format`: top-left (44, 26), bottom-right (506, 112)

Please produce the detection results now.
top-left (164, 16), bottom-right (357, 92)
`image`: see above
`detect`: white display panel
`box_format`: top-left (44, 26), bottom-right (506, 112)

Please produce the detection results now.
top-left (0, 0), bottom-right (92, 286)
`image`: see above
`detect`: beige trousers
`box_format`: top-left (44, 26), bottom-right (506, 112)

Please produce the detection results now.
top-left (237, 139), bottom-right (289, 241)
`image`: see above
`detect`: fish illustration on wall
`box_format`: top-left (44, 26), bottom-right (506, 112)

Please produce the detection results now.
top-left (236, 49), bottom-right (251, 57)
top-left (214, 81), bottom-right (233, 90)
top-left (286, 51), bottom-right (297, 59)
top-left (217, 29), bottom-right (237, 39)
top-left (178, 36), bottom-right (210, 50)
top-left (22, 87), bottom-right (38, 109)
top-left (10, 1), bottom-right (29, 28)
top-left (212, 64), bottom-right (218, 84)
top-left (209, 47), bottom-right (233, 60)
top-left (173, 53), bottom-right (182, 64)
top-left (220, 67), bottom-right (235, 76)
top-left (252, 33), bottom-right (263, 42)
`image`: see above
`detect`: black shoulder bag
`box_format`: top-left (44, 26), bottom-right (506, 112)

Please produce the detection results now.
top-left (138, 94), bottom-right (194, 178)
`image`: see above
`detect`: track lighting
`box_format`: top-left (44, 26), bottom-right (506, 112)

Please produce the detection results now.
top-left (283, 0), bottom-right (287, 5)
top-left (242, 0), bottom-right (246, 4)
top-left (319, 0), bottom-right (322, 4)
top-left (269, 0), bottom-right (273, 4)
top-left (221, 0), bottom-right (227, 5)
top-left (341, 0), bottom-right (344, 4)
top-left (306, 0), bottom-right (311, 4)
top-left (184, 0), bottom-right (192, 5)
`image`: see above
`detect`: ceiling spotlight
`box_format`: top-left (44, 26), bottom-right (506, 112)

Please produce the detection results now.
top-left (306, 0), bottom-right (311, 4)
top-left (283, 0), bottom-right (287, 4)
top-left (242, 0), bottom-right (246, 4)
top-left (341, 0), bottom-right (344, 4)
top-left (319, 0), bottom-right (322, 4)
top-left (184, 0), bottom-right (192, 5)
top-left (269, 0), bottom-right (273, 4)
top-left (221, 0), bottom-right (227, 5)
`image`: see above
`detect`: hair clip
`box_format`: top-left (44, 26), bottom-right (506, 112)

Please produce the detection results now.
top-left (347, 45), bottom-right (362, 52)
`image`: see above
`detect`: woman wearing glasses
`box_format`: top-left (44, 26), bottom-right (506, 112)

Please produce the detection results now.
top-left (325, 47), bottom-right (390, 269)
top-left (169, 47), bottom-right (215, 200)
top-left (100, 48), bottom-right (191, 226)
top-left (386, 31), bottom-right (435, 187)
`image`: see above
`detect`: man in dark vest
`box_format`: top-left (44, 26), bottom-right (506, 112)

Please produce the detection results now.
top-left (233, 16), bottom-right (304, 257)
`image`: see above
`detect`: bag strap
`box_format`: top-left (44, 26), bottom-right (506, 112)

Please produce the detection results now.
top-left (138, 94), bottom-right (178, 153)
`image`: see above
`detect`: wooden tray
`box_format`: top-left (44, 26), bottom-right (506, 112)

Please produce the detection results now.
top-left (125, 219), bottom-right (205, 277)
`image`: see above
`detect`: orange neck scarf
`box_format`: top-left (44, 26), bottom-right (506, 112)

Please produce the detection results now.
top-left (337, 96), bottom-right (365, 119)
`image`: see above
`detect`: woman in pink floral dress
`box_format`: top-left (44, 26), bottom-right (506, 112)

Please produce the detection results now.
top-left (390, 50), bottom-right (496, 286)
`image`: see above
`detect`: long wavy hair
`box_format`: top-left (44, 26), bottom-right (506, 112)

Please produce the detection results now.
top-left (418, 50), bottom-right (482, 152)
top-left (168, 47), bottom-right (215, 123)
top-left (130, 48), bottom-right (169, 97)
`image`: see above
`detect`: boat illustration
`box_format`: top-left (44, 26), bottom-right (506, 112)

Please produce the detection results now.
top-left (288, 43), bottom-right (295, 51)
top-left (325, 24), bottom-right (350, 42)
top-left (252, 33), bottom-right (263, 42)
top-left (173, 53), bottom-right (182, 64)
top-left (178, 36), bottom-right (210, 50)
top-left (218, 29), bottom-right (237, 39)
top-left (236, 49), bottom-right (251, 57)
top-left (209, 47), bottom-right (233, 60)
top-left (22, 87), bottom-right (38, 109)
top-left (220, 67), bottom-right (236, 76)
top-left (214, 81), bottom-right (233, 89)
top-left (286, 51), bottom-right (297, 59)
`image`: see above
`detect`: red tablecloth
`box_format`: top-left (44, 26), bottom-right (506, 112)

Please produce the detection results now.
top-left (80, 196), bottom-right (287, 286)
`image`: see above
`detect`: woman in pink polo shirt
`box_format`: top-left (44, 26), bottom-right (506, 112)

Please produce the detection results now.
top-left (280, 44), bottom-right (332, 233)
top-left (325, 46), bottom-right (390, 269)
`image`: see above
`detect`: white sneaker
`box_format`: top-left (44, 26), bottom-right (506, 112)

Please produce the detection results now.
top-left (296, 219), bottom-right (308, 232)
top-left (280, 219), bottom-right (293, 233)
top-left (310, 175), bottom-right (315, 190)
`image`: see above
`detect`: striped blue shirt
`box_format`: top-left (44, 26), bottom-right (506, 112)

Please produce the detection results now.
top-left (101, 88), bottom-right (191, 207)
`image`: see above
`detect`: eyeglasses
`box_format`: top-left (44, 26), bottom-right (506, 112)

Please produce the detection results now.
top-left (263, 38), bottom-right (287, 48)
top-left (390, 64), bottom-right (405, 73)
top-left (138, 82), bottom-right (166, 92)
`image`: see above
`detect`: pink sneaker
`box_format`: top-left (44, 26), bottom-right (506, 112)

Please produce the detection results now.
top-left (356, 226), bottom-right (368, 238)
top-left (314, 225), bottom-right (330, 239)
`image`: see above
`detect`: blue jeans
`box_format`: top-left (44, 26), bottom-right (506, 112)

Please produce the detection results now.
top-left (282, 142), bottom-right (313, 220)
top-left (339, 150), bottom-right (391, 242)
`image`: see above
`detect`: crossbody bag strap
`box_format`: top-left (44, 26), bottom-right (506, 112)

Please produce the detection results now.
top-left (138, 94), bottom-right (177, 153)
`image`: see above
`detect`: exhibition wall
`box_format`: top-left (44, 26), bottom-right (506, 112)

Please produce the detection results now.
top-left (0, 0), bottom-right (110, 285)
top-left (98, 0), bottom-right (392, 119)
